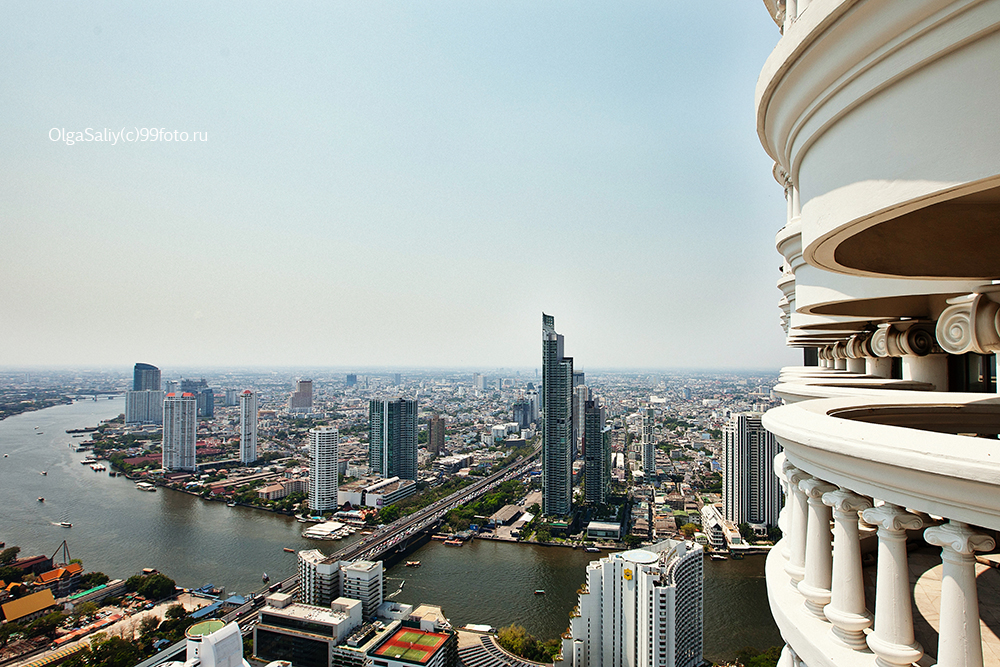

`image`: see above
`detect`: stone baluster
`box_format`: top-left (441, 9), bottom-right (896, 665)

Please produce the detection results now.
top-left (774, 453), bottom-right (790, 541)
top-left (822, 488), bottom-right (873, 649)
top-left (924, 521), bottom-right (995, 667)
top-left (862, 504), bottom-right (923, 667)
top-left (783, 465), bottom-right (810, 586)
top-left (798, 478), bottom-right (837, 617)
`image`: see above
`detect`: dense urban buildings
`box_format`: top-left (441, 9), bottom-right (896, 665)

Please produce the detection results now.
top-left (756, 4), bottom-right (1000, 667)
top-left (541, 313), bottom-right (573, 517)
top-left (132, 362), bottom-right (160, 391)
top-left (162, 392), bottom-right (196, 471)
top-left (369, 397), bottom-right (418, 481)
top-left (308, 426), bottom-right (340, 512)
top-left (239, 389), bottom-right (258, 464)
top-left (562, 539), bottom-right (704, 667)
top-left (722, 413), bottom-right (781, 529)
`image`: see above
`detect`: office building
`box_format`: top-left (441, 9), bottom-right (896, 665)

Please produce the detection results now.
top-left (289, 379), bottom-right (314, 412)
top-left (132, 363), bottom-right (160, 391)
top-left (346, 373), bottom-right (357, 387)
top-left (369, 398), bottom-right (418, 481)
top-left (393, 372), bottom-right (402, 385)
top-left (561, 539), bottom-right (703, 667)
top-left (428, 414), bottom-right (445, 456)
top-left (512, 400), bottom-right (531, 430)
top-left (642, 408), bottom-right (656, 479)
top-left (124, 389), bottom-right (163, 424)
top-left (583, 398), bottom-right (610, 505)
top-left (180, 379), bottom-right (213, 418)
top-left (239, 390), bottom-right (258, 465)
top-left (255, 593), bottom-right (363, 667)
top-left (573, 384), bottom-right (590, 460)
top-left (722, 413), bottom-right (781, 529)
top-left (341, 560), bottom-right (383, 620)
top-left (541, 313), bottom-right (573, 516)
top-left (224, 388), bottom-right (240, 406)
top-left (755, 5), bottom-right (1000, 665)
top-left (309, 426), bottom-right (339, 513)
top-left (164, 379), bottom-right (179, 395)
top-left (525, 386), bottom-right (540, 423)
top-left (162, 393), bottom-right (197, 471)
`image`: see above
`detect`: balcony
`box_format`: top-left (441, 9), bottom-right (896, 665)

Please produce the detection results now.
top-left (761, 389), bottom-right (1000, 667)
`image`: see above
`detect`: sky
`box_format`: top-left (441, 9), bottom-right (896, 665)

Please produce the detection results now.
top-left (0, 2), bottom-right (798, 372)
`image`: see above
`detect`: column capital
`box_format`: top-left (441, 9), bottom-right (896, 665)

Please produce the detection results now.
top-left (924, 521), bottom-right (995, 556)
top-left (862, 504), bottom-right (923, 532)
top-left (822, 487), bottom-right (872, 514)
top-left (799, 477), bottom-right (836, 499)
top-left (784, 463), bottom-right (811, 487)
top-left (936, 292), bottom-right (1000, 355)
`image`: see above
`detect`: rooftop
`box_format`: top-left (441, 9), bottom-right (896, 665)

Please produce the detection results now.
top-left (373, 627), bottom-right (449, 665)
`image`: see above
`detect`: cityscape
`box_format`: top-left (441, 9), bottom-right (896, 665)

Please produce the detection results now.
top-left (3, 3), bottom-right (1000, 667)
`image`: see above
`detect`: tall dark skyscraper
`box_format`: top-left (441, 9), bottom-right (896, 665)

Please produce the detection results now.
top-left (133, 363), bottom-right (161, 391)
top-left (428, 414), bottom-right (445, 456)
top-left (369, 398), bottom-right (418, 481)
top-left (584, 398), bottom-right (610, 505)
top-left (542, 313), bottom-right (573, 517)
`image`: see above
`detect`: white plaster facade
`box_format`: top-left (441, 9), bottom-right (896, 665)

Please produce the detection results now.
top-left (756, 3), bottom-right (1000, 667)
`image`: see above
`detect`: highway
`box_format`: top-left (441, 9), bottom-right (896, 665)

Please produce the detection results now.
top-left (220, 444), bottom-right (540, 631)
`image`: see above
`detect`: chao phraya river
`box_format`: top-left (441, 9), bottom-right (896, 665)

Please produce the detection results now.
top-left (0, 399), bottom-right (780, 661)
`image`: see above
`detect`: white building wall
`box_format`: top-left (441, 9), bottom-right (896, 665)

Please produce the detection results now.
top-left (162, 393), bottom-right (196, 471)
top-left (309, 426), bottom-right (339, 512)
top-left (239, 390), bottom-right (258, 465)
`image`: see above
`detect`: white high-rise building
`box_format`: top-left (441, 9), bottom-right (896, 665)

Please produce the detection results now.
top-left (125, 389), bottom-right (164, 424)
top-left (340, 560), bottom-right (383, 620)
top-left (561, 539), bottom-right (703, 667)
top-left (722, 413), bottom-right (782, 529)
top-left (642, 407), bottom-right (656, 479)
top-left (298, 549), bottom-right (341, 607)
top-left (308, 426), bottom-right (339, 512)
top-left (239, 390), bottom-right (258, 465)
top-left (162, 392), bottom-right (196, 471)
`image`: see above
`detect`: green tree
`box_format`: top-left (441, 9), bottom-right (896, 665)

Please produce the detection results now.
top-left (680, 523), bottom-right (698, 537)
top-left (86, 635), bottom-right (140, 667)
top-left (80, 571), bottom-right (110, 589)
top-left (534, 526), bottom-right (551, 543)
top-left (139, 615), bottom-right (161, 637)
top-left (0, 623), bottom-right (24, 648)
top-left (165, 604), bottom-right (187, 620)
top-left (0, 546), bottom-right (20, 564)
top-left (736, 646), bottom-right (783, 667)
top-left (72, 601), bottom-right (99, 621)
top-left (28, 611), bottom-right (65, 638)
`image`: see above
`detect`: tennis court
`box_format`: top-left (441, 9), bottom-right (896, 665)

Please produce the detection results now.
top-left (373, 627), bottom-right (447, 664)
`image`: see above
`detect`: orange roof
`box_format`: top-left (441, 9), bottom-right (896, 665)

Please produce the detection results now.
top-left (1, 589), bottom-right (56, 622)
top-left (36, 563), bottom-right (82, 584)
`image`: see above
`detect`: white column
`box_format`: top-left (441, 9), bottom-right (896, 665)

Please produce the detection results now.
top-left (902, 354), bottom-right (949, 390)
top-left (846, 357), bottom-right (866, 374)
top-left (774, 453), bottom-right (790, 542)
top-left (867, 356), bottom-right (892, 378)
top-left (862, 504), bottom-right (923, 667)
top-left (784, 0), bottom-right (798, 31)
top-left (822, 488), bottom-right (873, 649)
top-left (798, 478), bottom-right (837, 618)
top-left (924, 521), bottom-right (995, 667)
top-left (834, 357), bottom-right (847, 370)
top-left (784, 466), bottom-right (810, 586)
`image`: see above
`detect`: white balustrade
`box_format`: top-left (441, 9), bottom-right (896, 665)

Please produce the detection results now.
top-left (798, 478), bottom-right (837, 618)
top-left (784, 465), bottom-right (811, 586)
top-left (924, 521), bottom-right (995, 667)
top-left (821, 488), bottom-right (872, 649)
top-left (862, 504), bottom-right (923, 667)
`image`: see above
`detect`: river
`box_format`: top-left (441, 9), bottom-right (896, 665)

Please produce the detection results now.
top-left (0, 399), bottom-right (780, 661)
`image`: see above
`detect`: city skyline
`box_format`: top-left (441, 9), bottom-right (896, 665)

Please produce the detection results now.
top-left (0, 3), bottom-right (793, 371)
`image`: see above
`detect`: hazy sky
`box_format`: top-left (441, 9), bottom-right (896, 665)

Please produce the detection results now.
top-left (1, 2), bottom-right (796, 371)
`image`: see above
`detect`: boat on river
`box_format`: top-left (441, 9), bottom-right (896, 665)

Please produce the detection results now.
top-left (135, 482), bottom-right (157, 492)
top-left (534, 589), bottom-right (545, 595)
top-left (40, 471), bottom-right (47, 476)
top-left (59, 521), bottom-right (72, 528)
top-left (283, 548), bottom-right (295, 553)
top-left (38, 497), bottom-right (44, 502)
top-left (405, 560), bottom-right (420, 567)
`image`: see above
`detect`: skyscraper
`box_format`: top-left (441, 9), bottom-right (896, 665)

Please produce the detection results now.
top-left (289, 379), bottom-right (313, 412)
top-left (369, 398), bottom-right (418, 481)
top-left (125, 389), bottom-right (164, 424)
top-left (133, 363), bottom-right (161, 391)
top-left (561, 540), bottom-right (704, 667)
top-left (573, 383), bottom-right (590, 460)
top-left (584, 398), bottom-right (610, 506)
top-left (723, 413), bottom-right (782, 529)
top-left (239, 390), bottom-right (258, 465)
top-left (162, 393), bottom-right (196, 471)
top-left (309, 426), bottom-right (339, 512)
top-left (542, 313), bottom-right (573, 517)
top-left (642, 407), bottom-right (656, 479)
top-left (428, 414), bottom-right (445, 456)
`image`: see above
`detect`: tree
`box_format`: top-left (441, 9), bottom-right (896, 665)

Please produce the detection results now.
top-left (80, 571), bottom-right (110, 589)
top-left (534, 526), bottom-right (551, 543)
top-left (0, 623), bottom-right (24, 648)
top-left (0, 546), bottom-right (20, 564)
top-left (86, 635), bottom-right (140, 667)
top-left (139, 616), bottom-right (160, 637)
top-left (736, 646), bottom-right (783, 667)
top-left (72, 601), bottom-right (99, 621)
top-left (680, 523), bottom-right (698, 537)
top-left (165, 604), bottom-right (187, 620)
top-left (28, 611), bottom-right (65, 638)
